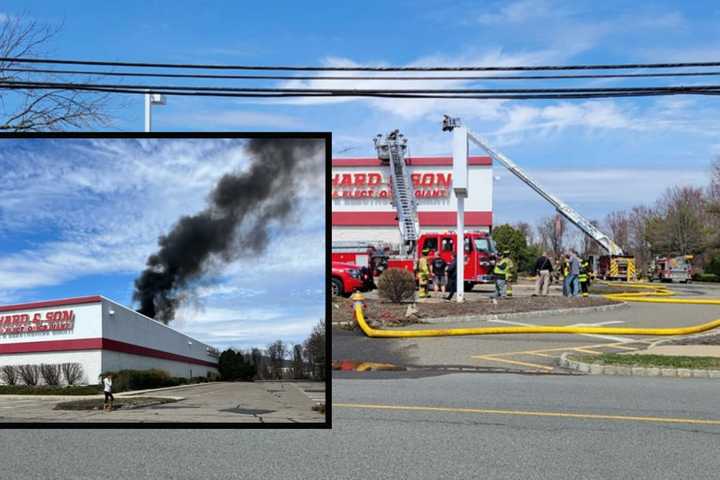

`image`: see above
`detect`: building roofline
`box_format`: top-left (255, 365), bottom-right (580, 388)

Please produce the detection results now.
top-left (0, 295), bottom-right (102, 313)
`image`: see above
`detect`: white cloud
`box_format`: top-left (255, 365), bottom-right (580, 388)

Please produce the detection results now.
top-left (476, 0), bottom-right (559, 25)
top-left (164, 110), bottom-right (303, 129)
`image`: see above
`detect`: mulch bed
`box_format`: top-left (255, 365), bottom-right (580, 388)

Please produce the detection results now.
top-left (667, 333), bottom-right (720, 346)
top-left (332, 294), bottom-right (619, 326)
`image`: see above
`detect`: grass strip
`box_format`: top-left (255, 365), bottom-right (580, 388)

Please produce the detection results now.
top-left (574, 353), bottom-right (720, 369)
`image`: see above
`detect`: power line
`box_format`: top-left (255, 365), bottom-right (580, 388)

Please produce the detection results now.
top-left (2, 56), bottom-right (720, 71)
top-left (5, 67), bottom-right (720, 82)
top-left (2, 80), bottom-right (720, 100)
top-left (2, 79), bottom-right (720, 94)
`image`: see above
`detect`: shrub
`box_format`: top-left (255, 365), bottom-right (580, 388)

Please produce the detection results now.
top-left (61, 363), bottom-right (84, 385)
top-left (0, 365), bottom-right (18, 385)
top-left (377, 268), bottom-right (416, 303)
top-left (17, 364), bottom-right (40, 386)
top-left (99, 369), bottom-right (174, 392)
top-left (0, 385), bottom-right (101, 395)
top-left (39, 364), bottom-right (62, 386)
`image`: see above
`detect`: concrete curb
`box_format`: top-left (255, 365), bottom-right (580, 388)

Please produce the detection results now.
top-left (420, 301), bottom-right (628, 324)
top-left (558, 352), bottom-right (720, 378)
top-left (331, 301), bottom-right (628, 328)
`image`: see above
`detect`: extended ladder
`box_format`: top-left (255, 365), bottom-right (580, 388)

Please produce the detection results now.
top-left (374, 130), bottom-right (420, 255)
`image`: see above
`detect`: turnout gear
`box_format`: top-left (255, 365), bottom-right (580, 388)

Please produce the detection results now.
top-left (579, 259), bottom-right (592, 297)
top-left (416, 253), bottom-right (431, 298)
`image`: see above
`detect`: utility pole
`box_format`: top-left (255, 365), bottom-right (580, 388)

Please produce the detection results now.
top-left (144, 92), bottom-right (166, 132)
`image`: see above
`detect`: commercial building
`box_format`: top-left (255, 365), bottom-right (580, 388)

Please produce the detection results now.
top-left (0, 296), bottom-right (219, 385)
top-left (332, 155), bottom-right (494, 244)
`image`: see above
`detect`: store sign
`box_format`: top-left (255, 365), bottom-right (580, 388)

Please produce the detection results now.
top-left (0, 309), bottom-right (75, 335)
top-left (331, 172), bottom-right (452, 199)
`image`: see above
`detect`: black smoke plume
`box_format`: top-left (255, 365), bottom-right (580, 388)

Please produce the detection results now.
top-left (133, 138), bottom-right (323, 323)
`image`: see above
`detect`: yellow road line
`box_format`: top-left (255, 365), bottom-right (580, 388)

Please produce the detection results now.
top-left (472, 355), bottom-right (555, 371)
top-left (574, 347), bottom-right (602, 355)
top-left (334, 402), bottom-right (720, 426)
top-left (611, 344), bottom-right (638, 351)
top-left (526, 352), bottom-right (553, 358)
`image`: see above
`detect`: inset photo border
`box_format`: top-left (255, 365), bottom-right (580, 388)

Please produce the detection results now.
top-left (0, 131), bottom-right (331, 429)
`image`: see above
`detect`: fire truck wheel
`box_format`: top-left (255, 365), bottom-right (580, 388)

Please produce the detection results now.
top-left (464, 282), bottom-right (475, 292)
top-left (331, 278), bottom-right (343, 297)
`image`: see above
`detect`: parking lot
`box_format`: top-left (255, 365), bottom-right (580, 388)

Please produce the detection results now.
top-left (0, 381), bottom-right (325, 423)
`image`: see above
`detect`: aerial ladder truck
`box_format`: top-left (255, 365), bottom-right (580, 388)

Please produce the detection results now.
top-left (442, 115), bottom-right (636, 281)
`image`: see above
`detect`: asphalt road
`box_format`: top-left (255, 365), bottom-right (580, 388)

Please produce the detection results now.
top-left (334, 282), bottom-right (720, 372)
top-left (1, 373), bottom-right (720, 479)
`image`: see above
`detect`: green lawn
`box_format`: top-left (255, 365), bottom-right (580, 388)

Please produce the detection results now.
top-left (574, 353), bottom-right (720, 369)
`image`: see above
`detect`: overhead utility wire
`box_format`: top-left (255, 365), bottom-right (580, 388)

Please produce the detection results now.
top-left (6, 67), bottom-right (720, 81)
top-left (2, 80), bottom-right (720, 100)
top-left (2, 79), bottom-right (720, 95)
top-left (2, 56), bottom-right (720, 71)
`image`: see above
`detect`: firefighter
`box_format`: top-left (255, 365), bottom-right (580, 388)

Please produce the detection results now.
top-left (506, 252), bottom-right (516, 297)
top-left (494, 250), bottom-right (511, 298)
top-left (561, 254), bottom-right (571, 297)
top-left (579, 257), bottom-right (592, 297)
top-left (416, 247), bottom-right (431, 298)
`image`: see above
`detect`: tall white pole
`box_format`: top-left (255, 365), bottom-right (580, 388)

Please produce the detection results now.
top-left (144, 92), bottom-right (151, 132)
top-left (452, 126), bottom-right (468, 303)
top-left (456, 196), bottom-right (465, 303)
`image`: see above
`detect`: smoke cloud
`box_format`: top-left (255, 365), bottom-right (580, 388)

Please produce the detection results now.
top-left (133, 138), bottom-right (323, 323)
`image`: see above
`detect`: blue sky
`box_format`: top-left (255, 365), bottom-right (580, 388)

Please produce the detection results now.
top-left (0, 1), bottom-right (719, 307)
top-left (0, 138), bottom-right (325, 351)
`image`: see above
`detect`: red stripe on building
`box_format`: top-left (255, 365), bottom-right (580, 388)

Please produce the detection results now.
top-left (0, 338), bottom-right (217, 368)
top-left (0, 296), bottom-right (103, 313)
top-left (332, 156), bottom-right (492, 167)
top-left (332, 211), bottom-right (492, 226)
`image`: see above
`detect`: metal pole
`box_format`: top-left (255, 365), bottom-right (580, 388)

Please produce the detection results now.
top-left (456, 196), bottom-right (464, 303)
top-left (144, 92), bottom-right (151, 132)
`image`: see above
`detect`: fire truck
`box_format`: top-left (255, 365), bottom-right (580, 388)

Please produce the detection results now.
top-left (330, 130), bottom-right (497, 291)
top-left (648, 255), bottom-right (693, 283)
top-left (442, 115), bottom-right (635, 281)
top-left (331, 232), bottom-right (497, 289)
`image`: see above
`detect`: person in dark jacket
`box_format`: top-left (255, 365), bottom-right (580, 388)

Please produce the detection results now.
top-left (444, 253), bottom-right (458, 301)
top-left (533, 251), bottom-right (554, 296)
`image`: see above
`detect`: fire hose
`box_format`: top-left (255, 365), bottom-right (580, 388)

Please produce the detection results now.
top-left (352, 283), bottom-right (720, 338)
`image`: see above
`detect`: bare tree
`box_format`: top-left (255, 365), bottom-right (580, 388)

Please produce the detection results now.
top-left (60, 362), bottom-right (83, 385)
top-left (650, 186), bottom-right (707, 256)
top-left (605, 210), bottom-right (630, 253)
top-left (267, 340), bottom-right (288, 380)
top-left (0, 365), bottom-right (18, 385)
top-left (0, 15), bottom-right (111, 131)
top-left (250, 347), bottom-right (266, 380)
top-left (513, 222), bottom-right (533, 245)
top-left (537, 214), bottom-right (566, 260)
top-left (581, 219), bottom-right (602, 258)
top-left (627, 205), bottom-right (655, 275)
top-left (304, 320), bottom-right (326, 381)
top-left (17, 364), bottom-right (39, 385)
top-left (39, 364), bottom-right (61, 386)
top-left (291, 344), bottom-right (305, 379)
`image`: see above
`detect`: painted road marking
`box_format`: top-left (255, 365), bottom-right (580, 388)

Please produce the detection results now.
top-left (334, 403), bottom-right (720, 426)
top-left (472, 355), bottom-right (555, 371)
top-left (487, 318), bottom-right (634, 343)
top-left (573, 347), bottom-right (601, 355)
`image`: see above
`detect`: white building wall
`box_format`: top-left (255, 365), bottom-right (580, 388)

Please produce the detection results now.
top-left (100, 298), bottom-right (218, 376)
top-left (102, 351), bottom-right (216, 379)
top-left (0, 351), bottom-right (100, 385)
top-left (332, 225), bottom-right (490, 243)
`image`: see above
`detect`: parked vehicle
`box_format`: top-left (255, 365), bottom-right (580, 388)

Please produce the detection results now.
top-left (331, 231), bottom-right (497, 290)
top-left (648, 256), bottom-right (693, 283)
top-left (331, 261), bottom-right (371, 297)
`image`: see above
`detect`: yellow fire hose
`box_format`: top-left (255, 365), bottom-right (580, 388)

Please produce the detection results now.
top-left (352, 282), bottom-right (720, 338)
